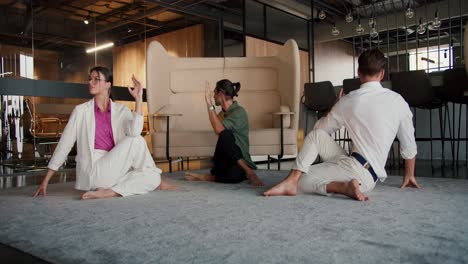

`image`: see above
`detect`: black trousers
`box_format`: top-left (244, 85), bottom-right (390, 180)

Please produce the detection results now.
top-left (210, 130), bottom-right (247, 183)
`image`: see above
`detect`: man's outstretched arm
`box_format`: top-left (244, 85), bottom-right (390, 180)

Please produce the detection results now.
top-left (401, 157), bottom-right (421, 189)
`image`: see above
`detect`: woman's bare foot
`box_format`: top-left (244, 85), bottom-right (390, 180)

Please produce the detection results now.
top-left (81, 188), bottom-right (120, 200)
top-left (158, 180), bottom-right (177, 190)
top-left (184, 172), bottom-right (215, 181)
top-left (247, 172), bottom-right (264, 187)
top-left (263, 179), bottom-right (298, 196)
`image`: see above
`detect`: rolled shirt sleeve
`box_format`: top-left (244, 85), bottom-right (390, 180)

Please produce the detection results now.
top-left (313, 104), bottom-right (344, 135)
top-left (124, 110), bottom-right (144, 137)
top-left (397, 105), bottom-right (418, 159)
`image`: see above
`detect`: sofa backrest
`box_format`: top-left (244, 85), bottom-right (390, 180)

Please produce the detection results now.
top-left (147, 40), bottom-right (300, 132)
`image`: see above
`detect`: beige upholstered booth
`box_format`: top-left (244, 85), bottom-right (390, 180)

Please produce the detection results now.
top-left (146, 39), bottom-right (300, 171)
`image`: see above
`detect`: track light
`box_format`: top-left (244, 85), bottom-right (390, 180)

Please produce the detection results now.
top-left (356, 18), bottom-right (364, 35)
top-left (405, 3), bottom-right (414, 19)
top-left (84, 14), bottom-right (91, 25)
top-left (432, 11), bottom-right (441, 29)
top-left (417, 18), bottom-right (426, 35)
top-left (318, 10), bottom-right (326, 20)
top-left (345, 12), bottom-right (353, 23)
top-left (370, 23), bottom-right (378, 38)
top-left (331, 23), bottom-right (340, 36)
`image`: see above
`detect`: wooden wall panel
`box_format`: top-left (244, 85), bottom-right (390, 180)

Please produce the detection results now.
top-left (112, 24), bottom-right (204, 87)
top-left (0, 44), bottom-right (59, 81)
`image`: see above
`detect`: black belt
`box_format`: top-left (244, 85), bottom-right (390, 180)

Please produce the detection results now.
top-left (351, 152), bottom-right (378, 182)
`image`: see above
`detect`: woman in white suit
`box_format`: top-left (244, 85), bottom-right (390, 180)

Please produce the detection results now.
top-left (34, 66), bottom-right (173, 199)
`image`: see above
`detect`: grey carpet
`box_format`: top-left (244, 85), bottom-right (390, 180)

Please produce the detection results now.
top-left (0, 170), bottom-right (467, 264)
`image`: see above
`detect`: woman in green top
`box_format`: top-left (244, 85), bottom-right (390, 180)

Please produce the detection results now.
top-left (185, 79), bottom-right (264, 186)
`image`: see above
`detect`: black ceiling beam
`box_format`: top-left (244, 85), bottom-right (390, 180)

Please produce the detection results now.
top-left (313, 0), bottom-right (347, 17)
top-left (142, 0), bottom-right (217, 21)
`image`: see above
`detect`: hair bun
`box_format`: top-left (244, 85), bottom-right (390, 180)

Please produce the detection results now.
top-left (232, 82), bottom-right (241, 96)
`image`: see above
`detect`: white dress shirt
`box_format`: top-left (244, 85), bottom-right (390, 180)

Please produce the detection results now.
top-left (314, 81), bottom-right (417, 180)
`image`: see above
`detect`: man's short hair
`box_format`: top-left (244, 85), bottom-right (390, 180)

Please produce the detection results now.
top-left (358, 49), bottom-right (386, 76)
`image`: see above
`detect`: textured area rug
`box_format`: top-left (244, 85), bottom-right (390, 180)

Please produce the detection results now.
top-left (0, 170), bottom-right (467, 264)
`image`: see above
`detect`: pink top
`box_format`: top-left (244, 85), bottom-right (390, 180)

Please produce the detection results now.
top-left (94, 100), bottom-right (115, 151)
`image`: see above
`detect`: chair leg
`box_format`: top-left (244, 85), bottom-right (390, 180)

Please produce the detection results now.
top-left (187, 157), bottom-right (190, 170)
top-left (465, 104), bottom-right (467, 166)
top-left (451, 103), bottom-right (457, 167)
top-left (446, 104), bottom-right (455, 167)
top-left (181, 157), bottom-right (184, 171)
top-left (457, 103), bottom-right (462, 166)
top-left (169, 157), bottom-right (172, 173)
top-left (429, 109), bottom-right (434, 171)
top-left (277, 155), bottom-right (281, 171)
top-left (438, 107), bottom-right (445, 168)
top-left (267, 155), bottom-right (270, 170)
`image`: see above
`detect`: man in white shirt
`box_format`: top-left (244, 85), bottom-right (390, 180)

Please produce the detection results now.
top-left (264, 49), bottom-right (420, 201)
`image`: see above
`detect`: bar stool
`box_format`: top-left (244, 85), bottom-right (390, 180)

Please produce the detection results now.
top-left (390, 70), bottom-right (446, 170)
top-left (342, 78), bottom-right (361, 95)
top-left (442, 68), bottom-right (468, 167)
top-left (302, 81), bottom-right (336, 132)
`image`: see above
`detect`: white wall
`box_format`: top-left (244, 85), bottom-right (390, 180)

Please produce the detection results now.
top-left (314, 40), bottom-right (357, 86)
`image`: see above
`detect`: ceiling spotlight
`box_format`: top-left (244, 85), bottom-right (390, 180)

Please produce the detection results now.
top-left (345, 12), bottom-right (353, 23)
top-left (356, 19), bottom-right (364, 35)
top-left (318, 10), bottom-right (326, 20)
top-left (405, 4), bottom-right (414, 19)
top-left (127, 25), bottom-right (132, 33)
top-left (417, 18), bottom-right (426, 35)
top-left (84, 14), bottom-right (91, 25)
top-left (331, 23), bottom-right (340, 36)
top-left (370, 23), bottom-right (379, 38)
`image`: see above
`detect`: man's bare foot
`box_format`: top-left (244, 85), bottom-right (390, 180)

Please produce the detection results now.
top-left (158, 180), bottom-right (177, 190)
top-left (263, 178), bottom-right (298, 196)
top-left (342, 179), bottom-right (369, 201)
top-left (81, 188), bottom-right (120, 200)
top-left (184, 172), bottom-right (215, 181)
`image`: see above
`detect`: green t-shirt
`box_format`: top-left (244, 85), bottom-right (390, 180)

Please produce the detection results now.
top-left (219, 101), bottom-right (257, 169)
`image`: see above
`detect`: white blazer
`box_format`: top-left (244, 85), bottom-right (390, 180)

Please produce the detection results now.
top-left (48, 98), bottom-right (144, 190)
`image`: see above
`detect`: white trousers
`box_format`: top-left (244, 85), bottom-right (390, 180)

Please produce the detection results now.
top-left (293, 129), bottom-right (376, 196)
top-left (89, 136), bottom-right (161, 197)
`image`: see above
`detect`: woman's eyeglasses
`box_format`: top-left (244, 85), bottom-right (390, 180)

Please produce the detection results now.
top-left (88, 77), bottom-right (106, 84)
